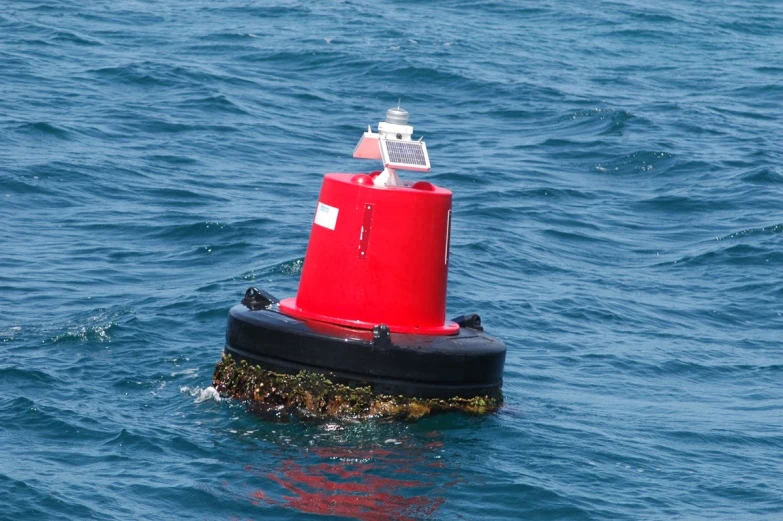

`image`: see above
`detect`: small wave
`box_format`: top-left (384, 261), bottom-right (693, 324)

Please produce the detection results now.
top-left (143, 154), bottom-right (200, 165)
top-left (727, 83), bottom-right (783, 98)
top-left (15, 121), bottom-right (73, 140)
top-left (603, 28), bottom-right (678, 41)
top-left (753, 66), bottom-right (783, 75)
top-left (199, 31), bottom-right (269, 42)
top-left (49, 28), bottom-right (104, 46)
top-left (480, 108), bottom-right (534, 120)
top-left (0, 172), bottom-right (64, 199)
top-left (554, 107), bottom-right (634, 137)
top-left (104, 428), bottom-right (165, 453)
top-left (241, 258), bottom-right (304, 280)
top-left (238, 49), bottom-right (349, 75)
top-left (652, 224), bottom-right (783, 268)
top-left (177, 94), bottom-right (251, 116)
top-left (741, 168), bottom-right (783, 185)
top-left (662, 427), bottom-right (782, 449)
top-left (37, 307), bottom-right (133, 347)
top-left (88, 63), bottom-right (175, 87)
top-left (0, 472), bottom-right (102, 520)
top-left (193, 305), bottom-right (232, 320)
top-left (707, 104), bottom-right (776, 122)
top-left (718, 18), bottom-right (780, 37)
top-left (201, 4), bottom-right (312, 18)
top-left (483, 186), bottom-right (598, 202)
top-left (191, 241), bottom-right (253, 257)
top-left (0, 397), bottom-right (108, 440)
top-left (130, 119), bottom-right (207, 134)
top-left (45, 323), bottom-right (115, 345)
top-left (150, 221), bottom-right (233, 241)
top-left (541, 229), bottom-right (603, 244)
top-left (595, 150), bottom-right (674, 175)
top-left (661, 243), bottom-right (781, 269)
top-left (627, 11), bottom-right (681, 24)
top-left (634, 194), bottom-right (733, 214)
top-left (715, 224), bottom-right (783, 242)
top-left (577, 354), bottom-right (783, 385)
top-left (0, 366), bottom-right (63, 386)
top-left (1, 325), bottom-right (22, 343)
top-left (652, 359), bottom-right (781, 379)
top-left (146, 187), bottom-right (227, 206)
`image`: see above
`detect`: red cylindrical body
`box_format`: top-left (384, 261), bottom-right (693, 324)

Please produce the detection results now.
top-left (279, 173), bottom-right (458, 335)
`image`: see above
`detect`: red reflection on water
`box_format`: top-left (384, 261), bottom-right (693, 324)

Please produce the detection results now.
top-left (248, 444), bottom-right (447, 521)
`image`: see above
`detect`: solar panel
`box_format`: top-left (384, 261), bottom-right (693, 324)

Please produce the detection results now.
top-left (380, 138), bottom-right (431, 172)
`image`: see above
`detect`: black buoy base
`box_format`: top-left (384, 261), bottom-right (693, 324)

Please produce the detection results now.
top-left (224, 294), bottom-right (506, 400)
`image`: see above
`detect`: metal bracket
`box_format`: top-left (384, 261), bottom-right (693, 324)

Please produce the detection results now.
top-left (372, 324), bottom-right (392, 346)
top-left (451, 313), bottom-right (483, 332)
top-left (241, 287), bottom-right (279, 310)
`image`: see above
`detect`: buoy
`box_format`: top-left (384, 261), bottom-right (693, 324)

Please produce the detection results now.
top-left (215, 107), bottom-right (506, 419)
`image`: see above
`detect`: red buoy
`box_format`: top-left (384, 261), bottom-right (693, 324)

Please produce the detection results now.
top-left (279, 173), bottom-right (457, 334)
top-left (223, 106), bottom-right (506, 403)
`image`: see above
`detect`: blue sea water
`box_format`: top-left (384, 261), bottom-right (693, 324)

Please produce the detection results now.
top-left (1, 0), bottom-right (782, 519)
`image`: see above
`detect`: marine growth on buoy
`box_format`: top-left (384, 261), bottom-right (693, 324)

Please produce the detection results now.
top-left (214, 106), bottom-right (506, 420)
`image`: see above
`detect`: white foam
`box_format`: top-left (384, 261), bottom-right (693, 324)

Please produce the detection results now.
top-left (181, 385), bottom-right (221, 403)
top-left (171, 368), bottom-right (198, 378)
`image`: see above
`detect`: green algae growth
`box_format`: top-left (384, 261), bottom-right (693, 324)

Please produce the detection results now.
top-left (212, 353), bottom-right (502, 421)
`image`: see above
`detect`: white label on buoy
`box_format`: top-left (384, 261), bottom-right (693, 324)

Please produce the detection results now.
top-left (314, 201), bottom-right (339, 230)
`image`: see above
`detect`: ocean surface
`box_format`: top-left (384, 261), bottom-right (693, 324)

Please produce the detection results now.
top-left (1, 0), bottom-right (782, 519)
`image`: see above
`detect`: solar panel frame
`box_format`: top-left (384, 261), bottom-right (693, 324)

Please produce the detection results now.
top-left (380, 138), bottom-right (431, 172)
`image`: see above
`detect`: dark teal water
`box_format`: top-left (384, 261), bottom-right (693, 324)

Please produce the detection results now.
top-left (2, 1), bottom-right (782, 519)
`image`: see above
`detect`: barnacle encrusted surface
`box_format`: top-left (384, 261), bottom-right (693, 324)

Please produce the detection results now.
top-left (212, 353), bottom-right (501, 421)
